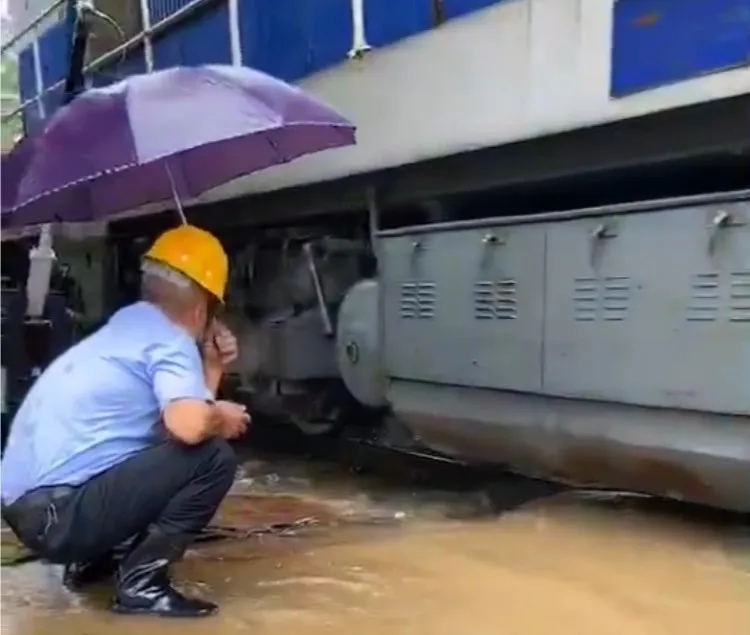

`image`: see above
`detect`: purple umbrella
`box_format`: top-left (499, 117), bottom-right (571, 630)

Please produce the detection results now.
top-left (1, 65), bottom-right (356, 228)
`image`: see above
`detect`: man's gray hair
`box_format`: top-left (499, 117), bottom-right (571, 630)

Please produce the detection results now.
top-left (141, 259), bottom-right (193, 289)
top-left (140, 258), bottom-right (204, 312)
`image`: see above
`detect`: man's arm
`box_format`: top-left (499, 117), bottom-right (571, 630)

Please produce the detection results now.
top-left (204, 364), bottom-right (223, 398)
top-left (147, 336), bottom-right (223, 445)
top-left (202, 321), bottom-right (237, 397)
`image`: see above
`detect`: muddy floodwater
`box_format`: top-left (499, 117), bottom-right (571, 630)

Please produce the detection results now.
top-left (2, 454), bottom-right (749, 635)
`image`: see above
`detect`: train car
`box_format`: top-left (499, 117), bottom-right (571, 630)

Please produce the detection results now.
top-left (2, 0), bottom-right (749, 510)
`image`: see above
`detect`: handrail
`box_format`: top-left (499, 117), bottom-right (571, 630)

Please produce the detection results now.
top-left (0, 0), bottom-right (66, 55)
top-left (1, 0), bottom-right (220, 123)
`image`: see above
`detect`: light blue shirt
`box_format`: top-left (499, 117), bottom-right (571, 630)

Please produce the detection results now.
top-left (1, 301), bottom-right (211, 505)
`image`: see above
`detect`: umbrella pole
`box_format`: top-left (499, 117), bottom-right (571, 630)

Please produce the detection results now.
top-left (165, 164), bottom-right (188, 226)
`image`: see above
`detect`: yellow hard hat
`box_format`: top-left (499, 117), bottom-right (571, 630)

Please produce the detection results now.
top-left (144, 225), bottom-right (228, 302)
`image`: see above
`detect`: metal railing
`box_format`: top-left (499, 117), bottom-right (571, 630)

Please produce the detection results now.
top-left (1, 0), bottom-right (221, 123)
top-left (1, 0), bottom-right (67, 55)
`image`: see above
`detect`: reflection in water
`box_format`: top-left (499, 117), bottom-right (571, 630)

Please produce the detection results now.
top-left (2, 461), bottom-right (749, 635)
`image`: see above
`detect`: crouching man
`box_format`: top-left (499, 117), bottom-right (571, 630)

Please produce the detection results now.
top-left (1, 225), bottom-right (249, 618)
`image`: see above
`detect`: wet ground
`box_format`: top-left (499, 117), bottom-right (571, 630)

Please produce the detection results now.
top-left (2, 449), bottom-right (749, 635)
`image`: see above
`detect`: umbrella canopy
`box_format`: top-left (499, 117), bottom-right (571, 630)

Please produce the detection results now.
top-left (1, 134), bottom-right (35, 209)
top-left (1, 65), bottom-right (356, 228)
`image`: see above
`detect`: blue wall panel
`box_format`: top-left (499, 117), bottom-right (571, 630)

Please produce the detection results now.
top-left (17, 46), bottom-right (37, 104)
top-left (299, 0), bottom-right (352, 73)
top-left (180, 3), bottom-right (232, 66)
top-left (363, 0), bottom-right (432, 48)
top-left (37, 21), bottom-right (69, 89)
top-left (90, 47), bottom-right (148, 87)
top-left (41, 85), bottom-right (65, 120)
top-left (18, 46), bottom-right (39, 134)
top-left (236, 0), bottom-right (510, 83)
top-left (23, 102), bottom-right (45, 135)
top-left (152, 2), bottom-right (231, 69)
top-left (611, 0), bottom-right (750, 97)
top-left (14, 0), bottom-right (514, 129)
top-left (238, 0), bottom-right (352, 83)
top-left (13, 0), bottom-right (514, 118)
top-left (148, 0), bottom-right (194, 24)
top-left (152, 31), bottom-right (182, 69)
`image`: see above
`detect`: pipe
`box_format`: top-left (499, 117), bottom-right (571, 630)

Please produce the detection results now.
top-left (347, 0), bottom-right (371, 58)
top-left (63, 0), bottom-right (88, 104)
top-left (302, 242), bottom-right (334, 337)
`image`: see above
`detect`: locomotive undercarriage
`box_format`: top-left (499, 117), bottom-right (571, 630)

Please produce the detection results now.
top-left (4, 96), bottom-right (749, 511)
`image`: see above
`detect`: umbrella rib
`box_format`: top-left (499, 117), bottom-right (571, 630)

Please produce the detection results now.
top-left (9, 162), bottom-right (138, 214)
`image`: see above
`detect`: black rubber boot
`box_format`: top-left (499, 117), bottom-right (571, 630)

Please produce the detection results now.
top-left (63, 556), bottom-right (118, 591)
top-left (111, 529), bottom-right (217, 618)
top-left (63, 536), bottom-right (136, 591)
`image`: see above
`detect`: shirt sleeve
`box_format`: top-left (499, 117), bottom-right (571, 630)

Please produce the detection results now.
top-left (145, 335), bottom-right (213, 411)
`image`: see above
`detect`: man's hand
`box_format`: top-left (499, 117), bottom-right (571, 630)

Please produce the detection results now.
top-left (215, 400), bottom-right (250, 440)
top-left (203, 320), bottom-right (239, 370)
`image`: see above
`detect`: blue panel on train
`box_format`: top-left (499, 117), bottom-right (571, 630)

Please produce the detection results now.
top-left (180, 3), bottom-right (231, 66)
top-left (611, 0), bottom-right (750, 97)
top-left (238, 0), bottom-right (352, 83)
top-left (90, 48), bottom-right (148, 87)
top-left (152, 30), bottom-right (182, 70)
top-left (148, 0), bottom-right (194, 25)
top-left (363, 0), bottom-right (433, 48)
top-left (23, 102), bottom-right (45, 136)
top-left (17, 46), bottom-right (37, 104)
top-left (440, 0), bottom-right (506, 21)
top-left (152, 2), bottom-right (231, 69)
top-left (37, 21), bottom-right (69, 88)
top-left (41, 85), bottom-right (64, 120)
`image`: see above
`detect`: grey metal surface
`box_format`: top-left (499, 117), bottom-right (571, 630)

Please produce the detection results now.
top-left (379, 234), bottom-right (439, 382)
top-left (258, 308), bottom-right (338, 381)
top-left (377, 193), bottom-right (750, 510)
top-left (377, 189), bottom-right (750, 237)
top-left (336, 279), bottom-right (387, 407)
top-left (380, 225), bottom-right (545, 392)
top-left (389, 380), bottom-right (750, 512)
top-left (544, 200), bottom-right (750, 414)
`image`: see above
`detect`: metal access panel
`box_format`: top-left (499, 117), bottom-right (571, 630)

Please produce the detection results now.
top-left (543, 200), bottom-right (750, 414)
top-left (380, 224), bottom-right (545, 392)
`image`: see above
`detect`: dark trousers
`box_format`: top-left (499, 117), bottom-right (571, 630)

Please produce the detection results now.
top-left (3, 439), bottom-right (236, 565)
